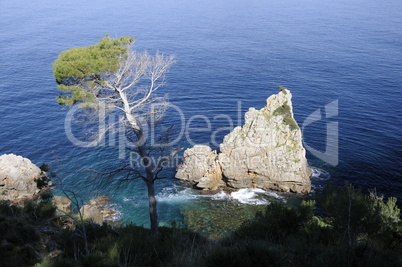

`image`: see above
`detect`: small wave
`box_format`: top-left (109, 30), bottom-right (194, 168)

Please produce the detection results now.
top-left (230, 188), bottom-right (270, 205)
top-left (124, 182), bottom-right (286, 206)
top-left (156, 185), bottom-right (198, 203)
top-left (103, 203), bottom-right (123, 223)
top-left (263, 191), bottom-right (285, 200)
top-left (202, 188), bottom-right (285, 205)
top-left (122, 197), bottom-right (141, 207)
top-left (210, 191), bottom-right (230, 200)
top-left (311, 167), bottom-right (330, 180)
top-left (311, 167), bottom-right (331, 193)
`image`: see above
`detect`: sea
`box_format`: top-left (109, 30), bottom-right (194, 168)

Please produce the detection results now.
top-left (0, 0), bottom-right (401, 229)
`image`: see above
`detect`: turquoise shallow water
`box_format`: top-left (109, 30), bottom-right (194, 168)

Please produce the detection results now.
top-left (0, 0), bottom-right (401, 227)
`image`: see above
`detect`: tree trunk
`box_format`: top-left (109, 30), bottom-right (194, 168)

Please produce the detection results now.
top-left (146, 179), bottom-right (159, 236)
top-left (135, 135), bottom-right (159, 236)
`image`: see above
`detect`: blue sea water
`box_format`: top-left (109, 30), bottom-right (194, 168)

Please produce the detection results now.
top-left (0, 0), bottom-right (401, 226)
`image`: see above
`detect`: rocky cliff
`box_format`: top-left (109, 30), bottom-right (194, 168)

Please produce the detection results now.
top-left (0, 154), bottom-right (50, 201)
top-left (176, 88), bottom-right (312, 193)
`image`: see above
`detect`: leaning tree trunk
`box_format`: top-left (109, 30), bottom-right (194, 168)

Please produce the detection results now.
top-left (146, 179), bottom-right (158, 236)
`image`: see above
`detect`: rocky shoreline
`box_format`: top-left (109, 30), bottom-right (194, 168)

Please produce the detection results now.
top-left (0, 154), bottom-right (121, 226)
top-left (0, 89), bottom-right (311, 226)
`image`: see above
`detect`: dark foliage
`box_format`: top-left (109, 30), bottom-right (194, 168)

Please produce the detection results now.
top-left (0, 194), bottom-right (57, 267)
top-left (207, 185), bottom-right (402, 267)
top-left (1, 185), bottom-right (401, 267)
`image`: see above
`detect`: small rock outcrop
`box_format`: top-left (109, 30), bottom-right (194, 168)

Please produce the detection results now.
top-left (80, 196), bottom-right (122, 226)
top-left (53, 196), bottom-right (72, 214)
top-left (176, 88), bottom-right (312, 193)
top-left (175, 145), bottom-right (223, 190)
top-left (0, 154), bottom-right (49, 201)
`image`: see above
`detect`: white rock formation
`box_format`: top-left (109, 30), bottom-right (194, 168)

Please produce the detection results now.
top-left (219, 88), bottom-right (311, 193)
top-left (176, 88), bottom-right (312, 193)
top-left (175, 145), bottom-right (223, 190)
top-left (0, 154), bottom-right (48, 200)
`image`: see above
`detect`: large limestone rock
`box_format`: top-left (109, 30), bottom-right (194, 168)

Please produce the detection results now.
top-left (0, 154), bottom-right (49, 201)
top-left (176, 88), bottom-right (312, 193)
top-left (219, 88), bottom-right (311, 193)
top-left (175, 145), bottom-right (223, 190)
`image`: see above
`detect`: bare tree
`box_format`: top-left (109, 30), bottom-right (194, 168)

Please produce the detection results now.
top-left (53, 36), bottom-right (177, 235)
top-left (101, 50), bottom-right (177, 236)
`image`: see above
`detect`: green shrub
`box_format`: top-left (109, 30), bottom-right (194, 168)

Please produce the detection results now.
top-left (278, 86), bottom-right (288, 94)
top-left (273, 103), bottom-right (291, 116)
top-left (39, 164), bottom-right (50, 172)
top-left (283, 116), bottom-right (299, 130)
top-left (22, 198), bottom-right (56, 222)
top-left (38, 201), bottom-right (56, 219)
top-left (272, 103), bottom-right (299, 130)
top-left (317, 184), bottom-right (401, 243)
top-left (233, 200), bottom-right (315, 243)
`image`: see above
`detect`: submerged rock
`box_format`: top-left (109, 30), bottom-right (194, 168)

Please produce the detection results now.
top-left (0, 154), bottom-right (50, 201)
top-left (176, 88), bottom-right (312, 193)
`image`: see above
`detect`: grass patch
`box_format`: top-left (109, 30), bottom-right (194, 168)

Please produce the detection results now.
top-left (278, 86), bottom-right (288, 94)
top-left (273, 103), bottom-right (299, 130)
top-left (273, 103), bottom-right (291, 116)
top-left (283, 116), bottom-right (299, 130)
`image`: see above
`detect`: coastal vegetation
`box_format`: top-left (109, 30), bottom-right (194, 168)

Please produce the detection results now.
top-left (0, 184), bottom-right (401, 266)
top-left (272, 102), bottom-right (299, 130)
